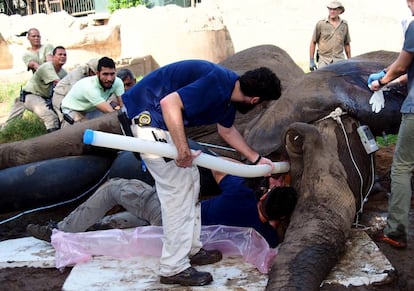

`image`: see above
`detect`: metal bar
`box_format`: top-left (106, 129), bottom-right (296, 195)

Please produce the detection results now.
top-left (196, 142), bottom-right (236, 152)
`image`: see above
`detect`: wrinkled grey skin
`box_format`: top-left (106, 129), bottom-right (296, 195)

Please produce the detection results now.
top-left (244, 51), bottom-right (404, 158)
top-left (0, 45), bottom-right (303, 169)
top-left (0, 112), bottom-right (122, 169)
top-left (266, 116), bottom-right (374, 290)
top-left (0, 47), bottom-right (400, 168)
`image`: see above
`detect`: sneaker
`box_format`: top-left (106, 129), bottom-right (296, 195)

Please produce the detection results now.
top-left (26, 221), bottom-right (57, 243)
top-left (190, 248), bottom-right (222, 266)
top-left (374, 231), bottom-right (407, 249)
top-left (160, 266), bottom-right (213, 286)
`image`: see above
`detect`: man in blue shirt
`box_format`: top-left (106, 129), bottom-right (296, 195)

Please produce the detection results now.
top-left (121, 59), bottom-right (281, 286)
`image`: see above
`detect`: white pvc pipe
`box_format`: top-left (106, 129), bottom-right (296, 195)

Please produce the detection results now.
top-left (83, 129), bottom-right (290, 178)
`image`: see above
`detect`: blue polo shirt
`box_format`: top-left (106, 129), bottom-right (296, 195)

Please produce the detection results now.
top-left (201, 175), bottom-right (279, 248)
top-left (122, 59), bottom-right (239, 129)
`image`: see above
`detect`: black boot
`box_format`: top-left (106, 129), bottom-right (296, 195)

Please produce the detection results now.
top-left (160, 267), bottom-right (213, 286)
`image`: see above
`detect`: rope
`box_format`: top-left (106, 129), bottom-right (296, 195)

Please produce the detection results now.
top-left (315, 107), bottom-right (375, 227)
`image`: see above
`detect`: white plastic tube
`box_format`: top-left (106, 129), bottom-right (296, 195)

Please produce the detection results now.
top-left (83, 129), bottom-right (290, 178)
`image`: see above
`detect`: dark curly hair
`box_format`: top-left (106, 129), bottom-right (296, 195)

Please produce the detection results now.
top-left (239, 67), bottom-right (282, 102)
top-left (261, 186), bottom-right (297, 220)
top-left (98, 56), bottom-right (116, 71)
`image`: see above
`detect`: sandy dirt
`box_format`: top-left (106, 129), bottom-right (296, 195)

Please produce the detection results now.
top-left (0, 146), bottom-right (413, 290)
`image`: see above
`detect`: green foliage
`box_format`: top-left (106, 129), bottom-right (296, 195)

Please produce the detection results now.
top-left (0, 81), bottom-right (46, 143)
top-left (376, 134), bottom-right (398, 147)
top-left (0, 82), bottom-right (24, 103)
top-left (0, 113), bottom-right (46, 143)
top-left (108, 0), bottom-right (144, 13)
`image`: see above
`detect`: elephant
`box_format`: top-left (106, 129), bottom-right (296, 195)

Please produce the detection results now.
top-left (0, 45), bottom-right (404, 288)
top-left (0, 46), bottom-right (403, 169)
top-left (0, 44), bottom-right (304, 169)
top-left (267, 114), bottom-right (375, 290)
top-left (244, 50), bottom-right (404, 158)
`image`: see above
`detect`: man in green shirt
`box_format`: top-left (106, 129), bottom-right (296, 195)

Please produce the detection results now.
top-left (1, 28), bottom-right (54, 130)
top-left (60, 57), bottom-right (124, 126)
top-left (52, 58), bottom-right (99, 125)
top-left (23, 46), bottom-right (67, 132)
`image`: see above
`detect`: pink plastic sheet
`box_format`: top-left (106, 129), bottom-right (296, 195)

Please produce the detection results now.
top-left (52, 225), bottom-right (277, 273)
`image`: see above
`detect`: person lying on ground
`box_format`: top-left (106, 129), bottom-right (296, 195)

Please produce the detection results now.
top-left (27, 170), bottom-right (297, 250)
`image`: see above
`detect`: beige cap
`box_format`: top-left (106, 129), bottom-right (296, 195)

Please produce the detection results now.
top-left (86, 58), bottom-right (99, 74)
top-left (327, 1), bottom-right (345, 13)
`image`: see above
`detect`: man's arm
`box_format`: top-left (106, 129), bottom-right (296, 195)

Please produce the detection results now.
top-left (371, 50), bottom-right (413, 91)
top-left (309, 40), bottom-right (318, 71)
top-left (96, 101), bottom-right (115, 113)
top-left (217, 124), bottom-right (273, 174)
top-left (309, 40), bottom-right (317, 61)
top-left (344, 43), bottom-right (351, 59)
top-left (160, 92), bottom-right (200, 167)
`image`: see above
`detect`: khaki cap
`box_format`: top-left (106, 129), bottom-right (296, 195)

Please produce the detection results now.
top-left (86, 58), bottom-right (99, 74)
top-left (327, 1), bottom-right (345, 13)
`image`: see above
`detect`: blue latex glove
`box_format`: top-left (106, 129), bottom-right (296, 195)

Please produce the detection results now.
top-left (367, 70), bottom-right (386, 87)
top-left (309, 58), bottom-right (317, 71)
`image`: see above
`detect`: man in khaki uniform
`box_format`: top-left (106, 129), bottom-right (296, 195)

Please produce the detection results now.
top-left (309, 1), bottom-right (351, 71)
top-left (23, 46), bottom-right (67, 132)
top-left (1, 28), bottom-right (54, 129)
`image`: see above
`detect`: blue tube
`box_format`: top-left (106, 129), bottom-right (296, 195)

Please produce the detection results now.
top-left (83, 129), bottom-right (95, 145)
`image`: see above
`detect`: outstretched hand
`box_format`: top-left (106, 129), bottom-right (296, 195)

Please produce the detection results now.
top-left (175, 149), bottom-right (201, 168)
top-left (367, 70), bottom-right (386, 87)
top-left (257, 156), bottom-right (274, 177)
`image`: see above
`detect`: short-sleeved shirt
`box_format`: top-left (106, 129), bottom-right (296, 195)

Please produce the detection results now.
top-left (401, 21), bottom-right (414, 113)
top-left (312, 17), bottom-right (351, 64)
top-left (23, 62), bottom-right (67, 98)
top-left (121, 59), bottom-right (239, 130)
top-left (53, 64), bottom-right (90, 96)
top-left (201, 175), bottom-right (279, 248)
top-left (61, 75), bottom-right (124, 112)
top-left (22, 43), bottom-right (54, 71)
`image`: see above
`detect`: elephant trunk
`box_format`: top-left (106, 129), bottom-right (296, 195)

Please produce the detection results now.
top-left (267, 119), bottom-right (360, 290)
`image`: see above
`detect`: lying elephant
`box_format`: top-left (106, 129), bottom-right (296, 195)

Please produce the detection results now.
top-left (0, 44), bottom-right (303, 169)
top-left (0, 47), bottom-right (402, 169)
top-left (0, 45), bottom-right (395, 289)
top-left (267, 114), bottom-right (374, 290)
top-left (244, 50), bottom-right (404, 157)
